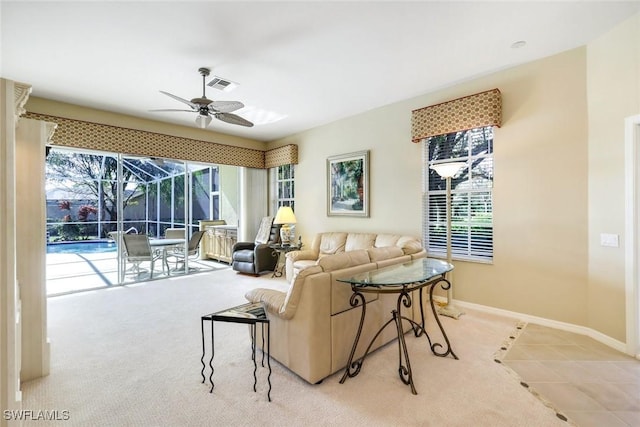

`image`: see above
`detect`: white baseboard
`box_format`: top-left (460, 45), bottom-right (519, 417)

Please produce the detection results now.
top-left (450, 299), bottom-right (629, 354)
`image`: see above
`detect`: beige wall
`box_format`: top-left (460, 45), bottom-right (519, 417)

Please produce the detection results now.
top-left (587, 14), bottom-right (640, 342)
top-left (274, 47), bottom-right (591, 328)
top-left (275, 103), bottom-right (425, 239)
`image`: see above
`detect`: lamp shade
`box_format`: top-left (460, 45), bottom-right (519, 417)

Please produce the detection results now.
top-left (195, 114), bottom-right (212, 129)
top-left (274, 206), bottom-right (297, 224)
top-left (430, 162), bottom-right (466, 178)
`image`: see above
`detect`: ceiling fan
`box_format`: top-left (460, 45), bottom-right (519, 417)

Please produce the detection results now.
top-left (151, 67), bottom-right (254, 128)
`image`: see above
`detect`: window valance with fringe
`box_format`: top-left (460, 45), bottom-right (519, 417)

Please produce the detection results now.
top-left (24, 112), bottom-right (297, 168)
top-left (411, 88), bottom-right (502, 142)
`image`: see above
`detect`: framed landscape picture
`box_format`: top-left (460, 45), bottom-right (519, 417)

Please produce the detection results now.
top-left (327, 150), bottom-right (369, 217)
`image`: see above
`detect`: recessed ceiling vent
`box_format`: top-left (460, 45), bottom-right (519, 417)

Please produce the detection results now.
top-left (207, 76), bottom-right (238, 92)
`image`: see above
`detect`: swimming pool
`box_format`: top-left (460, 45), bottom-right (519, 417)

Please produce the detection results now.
top-left (47, 241), bottom-right (117, 254)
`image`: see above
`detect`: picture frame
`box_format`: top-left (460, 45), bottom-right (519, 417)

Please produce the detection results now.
top-left (327, 150), bottom-right (369, 217)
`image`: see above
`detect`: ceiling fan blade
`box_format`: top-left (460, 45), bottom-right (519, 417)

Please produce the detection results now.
top-left (215, 113), bottom-right (254, 127)
top-left (208, 100), bottom-right (244, 113)
top-left (159, 91), bottom-right (198, 110)
top-left (149, 108), bottom-right (196, 113)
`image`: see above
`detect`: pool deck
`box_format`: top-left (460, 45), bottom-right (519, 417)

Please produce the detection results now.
top-left (46, 252), bottom-right (228, 296)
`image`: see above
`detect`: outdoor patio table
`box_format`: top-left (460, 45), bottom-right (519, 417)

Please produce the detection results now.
top-left (148, 238), bottom-right (184, 248)
top-left (149, 238), bottom-right (185, 274)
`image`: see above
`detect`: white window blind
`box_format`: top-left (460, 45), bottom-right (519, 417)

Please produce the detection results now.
top-left (423, 127), bottom-right (494, 262)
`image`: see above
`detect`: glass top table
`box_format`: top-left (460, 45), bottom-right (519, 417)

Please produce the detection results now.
top-left (339, 257), bottom-right (453, 289)
top-left (337, 258), bottom-right (458, 394)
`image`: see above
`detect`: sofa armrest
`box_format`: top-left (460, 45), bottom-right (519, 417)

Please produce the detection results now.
top-left (245, 288), bottom-right (286, 317)
top-left (254, 243), bottom-right (278, 271)
top-left (246, 264), bottom-right (324, 320)
top-left (286, 249), bottom-right (318, 262)
top-left (285, 249), bottom-right (319, 282)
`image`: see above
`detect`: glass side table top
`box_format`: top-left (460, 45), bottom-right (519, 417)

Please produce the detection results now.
top-left (337, 258), bottom-right (453, 288)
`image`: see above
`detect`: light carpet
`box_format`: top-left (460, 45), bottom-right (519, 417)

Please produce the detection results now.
top-left (22, 267), bottom-right (567, 426)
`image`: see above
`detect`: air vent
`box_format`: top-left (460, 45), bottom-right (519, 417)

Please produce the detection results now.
top-left (207, 76), bottom-right (238, 92)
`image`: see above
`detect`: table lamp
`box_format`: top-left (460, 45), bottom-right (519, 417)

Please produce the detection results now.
top-left (429, 161), bottom-right (466, 319)
top-left (274, 206), bottom-right (297, 245)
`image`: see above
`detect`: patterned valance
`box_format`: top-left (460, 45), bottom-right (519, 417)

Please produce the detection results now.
top-left (23, 112), bottom-right (298, 169)
top-left (265, 144), bottom-right (298, 168)
top-left (411, 88), bottom-right (502, 142)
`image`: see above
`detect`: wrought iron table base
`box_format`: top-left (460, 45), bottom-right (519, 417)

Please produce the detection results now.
top-left (201, 312), bottom-right (272, 402)
top-left (269, 244), bottom-right (302, 278)
top-left (270, 250), bottom-right (284, 278)
top-left (339, 277), bottom-right (458, 394)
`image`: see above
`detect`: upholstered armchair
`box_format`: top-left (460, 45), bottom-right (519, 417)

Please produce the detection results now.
top-left (232, 217), bottom-right (281, 276)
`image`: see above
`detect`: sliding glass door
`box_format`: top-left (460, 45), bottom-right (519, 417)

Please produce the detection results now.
top-left (45, 147), bottom-right (229, 295)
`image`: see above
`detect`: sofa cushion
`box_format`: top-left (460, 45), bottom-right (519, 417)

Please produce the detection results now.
top-left (317, 249), bottom-right (371, 272)
top-left (345, 233), bottom-right (377, 252)
top-left (367, 246), bottom-right (404, 262)
top-left (319, 232), bottom-right (348, 256)
top-left (396, 236), bottom-right (423, 255)
top-left (374, 234), bottom-right (401, 248)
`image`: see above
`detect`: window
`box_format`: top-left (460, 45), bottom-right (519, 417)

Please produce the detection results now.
top-left (423, 126), bottom-right (493, 262)
top-left (272, 164), bottom-right (295, 211)
top-left (210, 166), bottom-right (220, 220)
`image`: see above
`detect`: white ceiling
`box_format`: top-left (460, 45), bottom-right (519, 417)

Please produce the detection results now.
top-left (2, 1), bottom-right (639, 142)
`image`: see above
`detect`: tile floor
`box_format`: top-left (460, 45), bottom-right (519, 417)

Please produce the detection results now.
top-left (502, 323), bottom-right (640, 427)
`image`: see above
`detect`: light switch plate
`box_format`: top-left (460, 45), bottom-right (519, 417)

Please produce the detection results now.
top-left (600, 233), bottom-right (619, 248)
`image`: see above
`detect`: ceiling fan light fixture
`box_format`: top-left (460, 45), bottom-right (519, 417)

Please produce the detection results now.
top-left (195, 114), bottom-right (212, 129)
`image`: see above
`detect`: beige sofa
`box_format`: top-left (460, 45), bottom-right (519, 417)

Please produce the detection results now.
top-left (245, 232), bottom-right (426, 384)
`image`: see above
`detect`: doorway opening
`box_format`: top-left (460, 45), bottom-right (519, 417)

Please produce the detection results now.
top-left (624, 113), bottom-right (640, 358)
top-left (45, 147), bottom-right (237, 295)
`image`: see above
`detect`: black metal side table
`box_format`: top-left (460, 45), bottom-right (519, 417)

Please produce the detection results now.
top-left (201, 302), bottom-right (272, 401)
top-left (268, 243), bottom-right (302, 278)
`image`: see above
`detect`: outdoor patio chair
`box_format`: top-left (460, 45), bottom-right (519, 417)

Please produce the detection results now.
top-left (164, 228), bottom-right (187, 239)
top-left (122, 234), bottom-right (164, 279)
top-left (165, 230), bottom-right (205, 271)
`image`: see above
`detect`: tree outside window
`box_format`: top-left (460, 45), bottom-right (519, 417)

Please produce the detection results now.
top-left (424, 127), bottom-right (494, 262)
